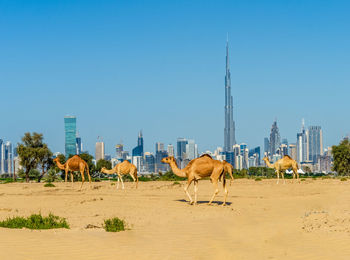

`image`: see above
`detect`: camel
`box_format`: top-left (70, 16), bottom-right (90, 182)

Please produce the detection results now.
top-left (53, 155), bottom-right (91, 189)
top-left (161, 154), bottom-right (234, 205)
top-left (263, 155), bottom-right (299, 184)
top-left (101, 160), bottom-right (138, 189)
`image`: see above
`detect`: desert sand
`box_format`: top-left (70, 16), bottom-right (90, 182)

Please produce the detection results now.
top-left (0, 179), bottom-right (350, 260)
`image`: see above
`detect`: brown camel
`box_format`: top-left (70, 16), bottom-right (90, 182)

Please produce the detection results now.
top-left (263, 155), bottom-right (299, 184)
top-left (161, 154), bottom-right (234, 205)
top-left (101, 160), bottom-right (138, 189)
top-left (53, 155), bottom-right (91, 189)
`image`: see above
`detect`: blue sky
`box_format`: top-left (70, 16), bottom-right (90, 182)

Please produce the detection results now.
top-left (1, 0), bottom-right (349, 156)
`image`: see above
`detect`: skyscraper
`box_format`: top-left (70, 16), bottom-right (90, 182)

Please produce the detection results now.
top-left (76, 136), bottom-right (82, 155)
top-left (269, 120), bottom-right (281, 156)
top-left (155, 142), bottom-right (164, 153)
top-left (224, 38), bottom-right (235, 152)
top-left (115, 144), bottom-right (123, 159)
top-left (176, 138), bottom-right (188, 160)
top-left (0, 139), bottom-right (4, 174)
top-left (95, 141), bottom-right (105, 161)
top-left (185, 139), bottom-right (198, 160)
top-left (4, 141), bottom-right (12, 174)
top-left (308, 126), bottom-right (323, 163)
top-left (264, 137), bottom-right (270, 156)
top-left (167, 144), bottom-right (174, 157)
top-left (296, 119), bottom-right (308, 163)
top-left (132, 131), bottom-right (144, 157)
top-left (64, 116), bottom-right (77, 157)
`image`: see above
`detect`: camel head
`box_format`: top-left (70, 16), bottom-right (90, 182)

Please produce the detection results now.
top-left (263, 157), bottom-right (269, 164)
top-left (161, 156), bottom-right (176, 164)
top-left (101, 167), bottom-right (106, 172)
top-left (53, 157), bottom-right (59, 164)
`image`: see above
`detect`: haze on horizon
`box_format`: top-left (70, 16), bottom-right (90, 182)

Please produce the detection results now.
top-left (1, 0), bottom-right (349, 156)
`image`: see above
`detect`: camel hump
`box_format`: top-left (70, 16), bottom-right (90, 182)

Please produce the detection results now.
top-left (284, 155), bottom-right (292, 160)
top-left (200, 154), bottom-right (212, 159)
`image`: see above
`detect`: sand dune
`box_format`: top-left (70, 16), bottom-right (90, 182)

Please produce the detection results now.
top-left (0, 179), bottom-right (350, 259)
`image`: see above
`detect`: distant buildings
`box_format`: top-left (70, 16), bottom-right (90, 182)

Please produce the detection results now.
top-left (0, 139), bottom-right (13, 175)
top-left (269, 120), bottom-right (281, 156)
top-left (132, 131), bottom-right (144, 157)
top-left (95, 141), bottom-right (105, 161)
top-left (167, 144), bottom-right (174, 157)
top-left (308, 126), bottom-right (323, 163)
top-left (64, 116), bottom-right (77, 157)
top-left (176, 138), bottom-right (187, 161)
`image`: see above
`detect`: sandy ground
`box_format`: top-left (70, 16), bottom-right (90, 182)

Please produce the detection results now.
top-left (0, 179), bottom-right (350, 260)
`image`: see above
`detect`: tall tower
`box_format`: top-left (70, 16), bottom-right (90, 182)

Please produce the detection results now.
top-left (64, 116), bottom-right (77, 158)
top-left (224, 37), bottom-right (235, 152)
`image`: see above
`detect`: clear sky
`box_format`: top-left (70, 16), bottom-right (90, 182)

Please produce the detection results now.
top-left (1, 0), bottom-right (349, 156)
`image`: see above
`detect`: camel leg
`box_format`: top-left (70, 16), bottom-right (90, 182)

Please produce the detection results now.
top-left (120, 175), bottom-right (125, 189)
top-left (184, 179), bottom-right (194, 204)
top-left (129, 172), bottom-right (136, 188)
top-left (208, 178), bottom-right (219, 205)
top-left (194, 180), bottom-right (198, 205)
top-left (222, 177), bottom-right (228, 206)
top-left (116, 176), bottom-right (120, 189)
top-left (70, 172), bottom-right (74, 187)
top-left (281, 171), bottom-right (285, 184)
top-left (79, 172), bottom-right (85, 190)
top-left (276, 171), bottom-right (280, 184)
top-left (65, 169), bottom-right (69, 184)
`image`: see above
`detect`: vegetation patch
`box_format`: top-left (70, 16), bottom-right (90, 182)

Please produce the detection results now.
top-left (255, 178), bottom-right (262, 181)
top-left (340, 177), bottom-right (347, 181)
top-left (301, 178), bottom-right (306, 182)
top-left (103, 217), bottom-right (126, 232)
top-left (0, 213), bottom-right (69, 230)
top-left (173, 181), bottom-right (181, 185)
top-left (44, 182), bottom-right (55, 187)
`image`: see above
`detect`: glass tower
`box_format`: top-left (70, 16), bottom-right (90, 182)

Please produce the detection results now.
top-left (64, 116), bottom-right (77, 157)
top-left (224, 37), bottom-right (235, 152)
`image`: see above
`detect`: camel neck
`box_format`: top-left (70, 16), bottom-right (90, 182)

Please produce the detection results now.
top-left (169, 161), bottom-right (186, 178)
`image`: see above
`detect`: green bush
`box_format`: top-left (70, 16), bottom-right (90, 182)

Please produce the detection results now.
top-left (0, 178), bottom-right (14, 184)
top-left (340, 177), bottom-right (347, 181)
top-left (301, 178), bottom-right (306, 182)
top-left (0, 213), bottom-right (69, 229)
top-left (255, 178), bottom-right (262, 181)
top-left (44, 183), bottom-right (55, 187)
top-left (103, 217), bottom-right (125, 232)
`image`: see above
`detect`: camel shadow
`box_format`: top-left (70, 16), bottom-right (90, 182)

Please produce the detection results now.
top-left (175, 199), bottom-right (232, 206)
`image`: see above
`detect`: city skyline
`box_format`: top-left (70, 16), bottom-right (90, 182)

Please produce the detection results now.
top-left (1, 1), bottom-right (349, 156)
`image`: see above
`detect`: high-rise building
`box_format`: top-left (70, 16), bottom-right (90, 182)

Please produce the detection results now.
top-left (249, 146), bottom-right (261, 165)
top-left (185, 139), bottom-right (198, 160)
top-left (115, 144), bottom-right (123, 159)
top-left (76, 136), bottom-right (82, 155)
top-left (155, 142), bottom-right (164, 153)
top-left (296, 119), bottom-right (308, 163)
top-left (176, 138), bottom-right (188, 160)
top-left (144, 152), bottom-right (155, 173)
top-left (4, 141), bottom-right (12, 174)
top-left (289, 143), bottom-right (297, 161)
top-left (224, 37), bottom-right (235, 152)
top-left (308, 126), bottom-right (323, 163)
top-left (95, 141), bottom-right (105, 161)
top-left (132, 131), bottom-right (144, 157)
top-left (167, 144), bottom-right (174, 157)
top-left (264, 137), bottom-right (270, 156)
top-left (64, 116), bottom-right (77, 157)
top-left (269, 120), bottom-right (281, 156)
top-left (0, 139), bottom-right (4, 174)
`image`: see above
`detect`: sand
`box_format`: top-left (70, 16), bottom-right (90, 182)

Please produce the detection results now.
top-left (0, 179), bottom-right (350, 260)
